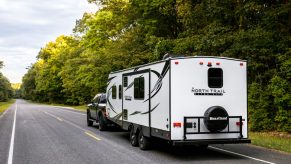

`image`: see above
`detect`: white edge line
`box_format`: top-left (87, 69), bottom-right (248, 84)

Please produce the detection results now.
top-left (209, 146), bottom-right (276, 164)
top-left (8, 103), bottom-right (17, 164)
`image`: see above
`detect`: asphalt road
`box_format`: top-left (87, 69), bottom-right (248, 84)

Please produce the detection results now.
top-left (0, 100), bottom-right (290, 164)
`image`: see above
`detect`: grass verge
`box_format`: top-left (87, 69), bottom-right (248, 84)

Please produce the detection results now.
top-left (0, 99), bottom-right (16, 114)
top-left (250, 132), bottom-right (291, 153)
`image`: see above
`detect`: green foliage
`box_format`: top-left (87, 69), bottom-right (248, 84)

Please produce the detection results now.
top-left (0, 67), bottom-right (13, 102)
top-left (248, 83), bottom-right (275, 131)
top-left (21, 0), bottom-right (290, 132)
top-left (267, 50), bottom-right (291, 132)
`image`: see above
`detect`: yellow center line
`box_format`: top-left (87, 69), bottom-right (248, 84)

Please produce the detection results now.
top-left (43, 111), bottom-right (102, 142)
top-left (85, 131), bottom-right (101, 141)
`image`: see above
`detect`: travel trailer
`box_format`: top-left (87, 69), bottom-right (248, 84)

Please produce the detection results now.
top-left (96, 56), bottom-right (250, 150)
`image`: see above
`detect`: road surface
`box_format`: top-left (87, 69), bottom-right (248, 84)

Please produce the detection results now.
top-left (0, 100), bottom-right (290, 164)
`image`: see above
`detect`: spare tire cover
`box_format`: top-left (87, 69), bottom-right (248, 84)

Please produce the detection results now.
top-left (204, 106), bottom-right (228, 132)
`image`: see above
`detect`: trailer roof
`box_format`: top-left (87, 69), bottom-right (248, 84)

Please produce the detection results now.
top-left (110, 56), bottom-right (247, 74)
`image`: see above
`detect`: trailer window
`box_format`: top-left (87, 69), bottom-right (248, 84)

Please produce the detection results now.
top-left (118, 85), bottom-right (122, 99)
top-left (112, 85), bottom-right (117, 99)
top-left (123, 77), bottom-right (128, 87)
top-left (134, 77), bottom-right (144, 99)
top-left (208, 68), bottom-right (223, 88)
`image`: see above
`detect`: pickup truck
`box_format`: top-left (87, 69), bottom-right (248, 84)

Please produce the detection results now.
top-left (86, 93), bottom-right (108, 131)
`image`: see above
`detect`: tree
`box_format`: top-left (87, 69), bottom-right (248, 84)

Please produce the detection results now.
top-left (21, 0), bottom-right (290, 132)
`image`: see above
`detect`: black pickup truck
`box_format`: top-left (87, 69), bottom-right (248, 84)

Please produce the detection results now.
top-left (86, 93), bottom-right (108, 131)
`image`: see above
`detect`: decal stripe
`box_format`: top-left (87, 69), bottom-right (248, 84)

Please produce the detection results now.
top-left (124, 81), bottom-right (134, 91)
top-left (129, 103), bottom-right (160, 116)
top-left (130, 111), bottom-right (141, 116)
top-left (142, 103), bottom-right (160, 114)
top-left (112, 113), bottom-right (122, 120)
top-left (144, 61), bottom-right (170, 102)
top-left (107, 86), bottom-right (117, 114)
top-left (107, 76), bottom-right (116, 85)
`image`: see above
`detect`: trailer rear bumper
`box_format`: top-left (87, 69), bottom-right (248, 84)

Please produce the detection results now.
top-left (172, 138), bottom-right (251, 146)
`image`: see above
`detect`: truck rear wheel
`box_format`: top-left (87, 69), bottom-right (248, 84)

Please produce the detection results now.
top-left (138, 130), bottom-right (150, 150)
top-left (87, 111), bottom-right (93, 126)
top-left (98, 113), bottom-right (107, 131)
top-left (130, 127), bottom-right (138, 147)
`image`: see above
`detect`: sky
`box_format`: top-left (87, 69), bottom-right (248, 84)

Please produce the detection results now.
top-left (0, 0), bottom-right (98, 83)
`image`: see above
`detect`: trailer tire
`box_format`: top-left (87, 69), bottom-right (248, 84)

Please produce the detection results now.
top-left (98, 113), bottom-right (107, 131)
top-left (138, 130), bottom-right (150, 150)
top-left (129, 126), bottom-right (138, 147)
top-left (204, 106), bottom-right (228, 132)
top-left (87, 111), bottom-right (93, 126)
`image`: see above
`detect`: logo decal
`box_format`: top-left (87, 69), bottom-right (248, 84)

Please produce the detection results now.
top-left (191, 87), bottom-right (225, 96)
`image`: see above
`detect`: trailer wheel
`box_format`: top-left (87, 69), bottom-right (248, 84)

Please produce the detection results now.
top-left (87, 111), bottom-right (93, 126)
top-left (129, 126), bottom-right (138, 147)
top-left (98, 113), bottom-right (107, 131)
top-left (138, 130), bottom-right (150, 150)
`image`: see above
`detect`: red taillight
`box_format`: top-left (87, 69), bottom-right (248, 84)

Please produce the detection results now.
top-left (173, 122), bottom-right (182, 128)
top-left (236, 122), bottom-right (243, 126)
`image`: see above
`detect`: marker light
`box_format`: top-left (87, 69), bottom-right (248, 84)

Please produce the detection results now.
top-left (236, 122), bottom-right (243, 126)
top-left (199, 61), bottom-right (203, 65)
top-left (207, 62), bottom-right (212, 67)
top-left (216, 62), bottom-right (220, 66)
top-left (240, 62), bottom-right (244, 66)
top-left (175, 61), bottom-right (179, 65)
top-left (173, 122), bottom-right (182, 128)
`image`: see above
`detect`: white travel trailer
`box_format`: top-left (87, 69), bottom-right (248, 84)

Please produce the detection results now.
top-left (106, 56), bottom-right (250, 150)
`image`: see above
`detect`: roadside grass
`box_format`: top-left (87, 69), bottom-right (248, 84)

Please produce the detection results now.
top-left (0, 99), bottom-right (16, 114)
top-left (250, 132), bottom-right (291, 153)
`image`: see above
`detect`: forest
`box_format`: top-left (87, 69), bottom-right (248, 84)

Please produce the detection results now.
top-left (20, 0), bottom-right (290, 132)
top-left (0, 61), bottom-right (13, 102)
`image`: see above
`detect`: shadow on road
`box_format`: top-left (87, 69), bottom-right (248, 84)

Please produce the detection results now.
top-left (87, 125), bottom-right (246, 162)
top-left (104, 128), bottom-right (245, 162)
